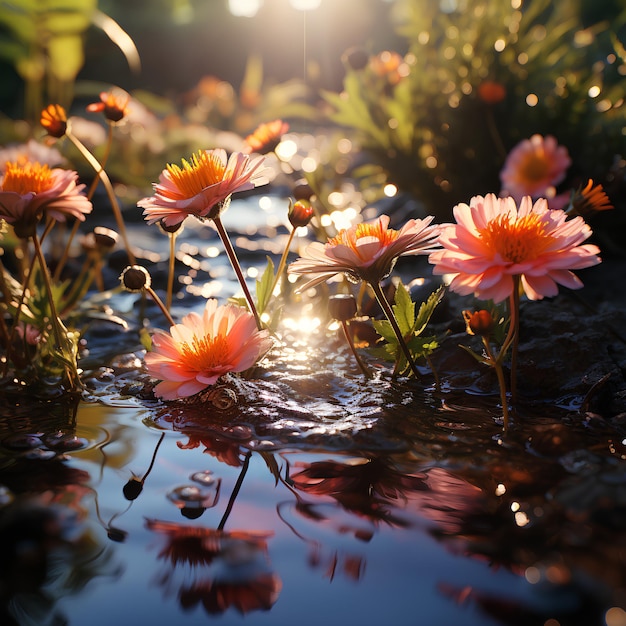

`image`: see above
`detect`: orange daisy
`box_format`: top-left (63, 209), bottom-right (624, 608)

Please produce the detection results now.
top-left (144, 299), bottom-right (273, 400)
top-left (500, 134), bottom-right (571, 202)
top-left (139, 149), bottom-right (271, 227)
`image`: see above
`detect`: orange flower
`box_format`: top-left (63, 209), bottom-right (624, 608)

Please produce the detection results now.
top-left (139, 149), bottom-right (271, 227)
top-left (0, 160), bottom-right (92, 237)
top-left (243, 120), bottom-right (289, 154)
top-left (370, 51), bottom-right (408, 85)
top-left (500, 134), bottom-right (571, 202)
top-left (569, 179), bottom-right (613, 218)
top-left (40, 104), bottom-right (68, 138)
top-left (429, 194), bottom-right (601, 302)
top-left (288, 214), bottom-right (440, 288)
top-left (477, 80), bottom-right (506, 104)
top-left (144, 299), bottom-right (273, 400)
top-left (86, 88), bottom-right (131, 122)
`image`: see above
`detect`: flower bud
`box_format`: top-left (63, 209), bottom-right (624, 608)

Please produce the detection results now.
top-left (477, 81), bottom-right (506, 105)
top-left (120, 265), bottom-right (151, 292)
top-left (93, 226), bottom-right (118, 250)
top-left (328, 294), bottom-right (357, 322)
top-left (293, 180), bottom-right (314, 201)
top-left (122, 477), bottom-right (143, 501)
top-left (288, 199), bottom-right (314, 229)
top-left (158, 218), bottom-right (184, 234)
top-left (342, 47), bottom-right (369, 71)
top-left (463, 309), bottom-right (494, 337)
top-left (40, 104), bottom-right (68, 138)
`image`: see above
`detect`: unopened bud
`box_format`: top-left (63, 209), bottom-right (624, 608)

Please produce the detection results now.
top-left (288, 199), bottom-right (314, 228)
top-left (93, 226), bottom-right (118, 250)
top-left (293, 180), bottom-right (314, 201)
top-left (120, 265), bottom-right (151, 292)
top-left (328, 294), bottom-right (357, 322)
top-left (463, 309), bottom-right (494, 337)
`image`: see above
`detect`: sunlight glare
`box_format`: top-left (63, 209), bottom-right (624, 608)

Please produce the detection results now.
top-left (289, 0), bottom-right (321, 9)
top-left (228, 0), bottom-right (262, 17)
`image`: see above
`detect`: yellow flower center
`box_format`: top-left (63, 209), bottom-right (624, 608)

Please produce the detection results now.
top-left (479, 212), bottom-right (555, 264)
top-left (518, 152), bottom-right (549, 182)
top-left (328, 221), bottom-right (399, 255)
top-left (2, 161), bottom-right (54, 194)
top-left (180, 334), bottom-right (230, 372)
top-left (166, 151), bottom-right (225, 198)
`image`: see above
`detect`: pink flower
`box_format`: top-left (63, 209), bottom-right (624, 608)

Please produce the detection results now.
top-left (429, 194), bottom-right (601, 302)
top-left (138, 149), bottom-right (271, 227)
top-left (288, 214), bottom-right (440, 288)
top-left (0, 160), bottom-right (92, 237)
top-left (500, 134), bottom-right (571, 202)
top-left (144, 300), bottom-right (273, 400)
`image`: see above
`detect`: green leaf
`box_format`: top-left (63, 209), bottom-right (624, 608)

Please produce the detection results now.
top-left (255, 256), bottom-right (275, 316)
top-left (392, 281), bottom-right (415, 335)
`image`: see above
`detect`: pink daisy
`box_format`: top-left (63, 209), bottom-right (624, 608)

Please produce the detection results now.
top-left (138, 149), bottom-right (271, 227)
top-left (0, 160), bottom-right (93, 236)
top-left (500, 134), bottom-right (571, 202)
top-left (288, 214), bottom-right (440, 288)
top-left (144, 299), bottom-right (273, 400)
top-left (428, 193), bottom-right (601, 303)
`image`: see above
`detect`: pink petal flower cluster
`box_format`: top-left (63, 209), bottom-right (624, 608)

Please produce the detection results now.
top-left (288, 214), bottom-right (440, 288)
top-left (500, 134), bottom-right (571, 202)
top-left (429, 194), bottom-right (601, 302)
top-left (144, 299), bottom-right (273, 400)
top-left (0, 161), bottom-right (92, 236)
top-left (139, 149), bottom-right (271, 227)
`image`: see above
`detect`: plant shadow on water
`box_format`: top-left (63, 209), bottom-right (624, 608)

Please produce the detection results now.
top-left (1, 257), bottom-right (626, 626)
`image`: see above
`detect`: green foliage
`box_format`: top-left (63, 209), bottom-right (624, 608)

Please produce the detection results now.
top-left (0, 0), bottom-right (137, 118)
top-left (323, 0), bottom-right (626, 220)
top-left (256, 256), bottom-right (275, 317)
top-left (372, 283), bottom-right (444, 377)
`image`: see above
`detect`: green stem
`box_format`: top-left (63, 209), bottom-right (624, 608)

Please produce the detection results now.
top-left (341, 320), bottom-right (372, 379)
top-left (267, 227), bottom-right (296, 305)
top-left (66, 130), bottom-right (136, 264)
top-left (370, 281), bottom-right (421, 380)
top-left (32, 233), bottom-right (81, 389)
top-left (213, 217), bottom-right (261, 330)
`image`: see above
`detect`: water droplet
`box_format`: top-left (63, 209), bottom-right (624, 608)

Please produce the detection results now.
top-left (167, 483), bottom-right (220, 509)
top-left (190, 470), bottom-right (215, 485)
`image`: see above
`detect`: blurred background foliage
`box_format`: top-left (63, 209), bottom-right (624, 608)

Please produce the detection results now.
top-left (324, 0), bottom-right (626, 221)
top-left (0, 0), bottom-right (624, 230)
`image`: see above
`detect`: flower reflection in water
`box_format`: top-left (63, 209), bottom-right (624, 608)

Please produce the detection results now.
top-left (145, 521), bottom-right (281, 615)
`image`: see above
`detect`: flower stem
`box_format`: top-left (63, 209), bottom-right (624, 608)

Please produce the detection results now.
top-left (370, 281), bottom-right (421, 380)
top-left (509, 275), bottom-right (521, 403)
top-left (32, 233), bottom-right (82, 390)
top-left (493, 356), bottom-right (509, 431)
top-left (217, 450), bottom-right (251, 531)
top-left (145, 286), bottom-right (176, 328)
top-left (267, 227), bottom-right (296, 307)
top-left (341, 320), bottom-right (372, 379)
top-left (166, 231), bottom-right (177, 311)
top-left (213, 216), bottom-right (262, 330)
top-left (66, 130), bottom-right (136, 264)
